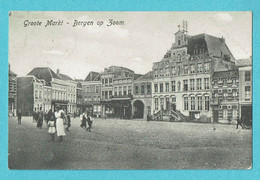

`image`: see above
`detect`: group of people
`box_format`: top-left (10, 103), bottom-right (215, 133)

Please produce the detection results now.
top-left (33, 106), bottom-right (71, 142)
top-left (80, 111), bottom-right (93, 132)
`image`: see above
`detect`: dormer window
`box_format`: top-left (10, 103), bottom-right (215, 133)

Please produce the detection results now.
top-left (178, 40), bottom-right (181, 46)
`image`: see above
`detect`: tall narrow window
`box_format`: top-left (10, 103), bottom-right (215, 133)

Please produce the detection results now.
top-left (197, 63), bottom-right (203, 73)
top-left (245, 71), bottom-right (251, 81)
top-left (197, 79), bottom-right (202, 90)
top-left (183, 80), bottom-right (188, 91)
top-left (171, 81), bottom-right (176, 92)
top-left (141, 85), bottom-right (145, 95)
top-left (245, 86), bottom-right (251, 99)
top-left (190, 79), bottom-right (195, 91)
top-left (165, 82), bottom-right (169, 92)
top-left (184, 97), bottom-right (188, 110)
top-left (123, 86), bottom-right (127, 95)
top-left (204, 63), bottom-right (209, 73)
top-left (114, 87), bottom-right (118, 96)
top-left (155, 98), bottom-right (158, 111)
top-left (135, 85), bottom-right (139, 95)
top-left (204, 78), bottom-right (210, 90)
top-left (205, 96), bottom-right (209, 111)
top-left (160, 83), bottom-right (164, 93)
top-left (147, 84), bottom-right (151, 94)
top-left (198, 96), bottom-right (202, 110)
top-left (154, 84), bottom-right (158, 93)
top-left (183, 65), bottom-right (188, 74)
top-left (191, 97), bottom-right (195, 110)
top-left (190, 64), bottom-right (195, 74)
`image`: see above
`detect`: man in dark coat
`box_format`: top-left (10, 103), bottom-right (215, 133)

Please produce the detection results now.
top-left (66, 114), bottom-right (71, 131)
top-left (86, 114), bottom-right (93, 132)
top-left (37, 110), bottom-right (44, 129)
top-left (17, 109), bottom-right (22, 125)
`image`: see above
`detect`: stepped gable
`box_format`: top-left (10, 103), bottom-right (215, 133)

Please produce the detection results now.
top-left (27, 67), bottom-right (60, 86)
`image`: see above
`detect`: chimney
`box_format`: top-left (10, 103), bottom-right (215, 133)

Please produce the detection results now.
top-left (57, 69), bottom-right (60, 75)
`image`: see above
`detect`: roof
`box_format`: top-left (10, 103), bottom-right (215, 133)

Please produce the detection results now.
top-left (187, 33), bottom-right (235, 61)
top-left (103, 66), bottom-right (134, 75)
top-left (134, 74), bottom-right (143, 80)
top-left (212, 69), bottom-right (239, 79)
top-left (84, 71), bottom-right (100, 81)
top-left (27, 67), bottom-right (60, 86)
top-left (135, 71), bottom-right (152, 81)
top-left (235, 58), bottom-right (252, 67)
top-left (58, 73), bottom-right (73, 81)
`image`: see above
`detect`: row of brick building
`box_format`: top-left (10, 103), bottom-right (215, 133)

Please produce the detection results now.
top-left (11, 25), bottom-right (252, 124)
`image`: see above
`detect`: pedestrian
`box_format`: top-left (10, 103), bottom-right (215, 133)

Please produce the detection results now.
top-left (35, 111), bottom-right (39, 123)
top-left (86, 114), bottom-right (93, 132)
top-left (37, 110), bottom-right (44, 129)
top-left (236, 116), bottom-right (244, 129)
top-left (66, 114), bottom-right (71, 132)
top-left (147, 112), bottom-right (150, 122)
top-left (48, 113), bottom-right (56, 141)
top-left (80, 111), bottom-right (87, 129)
top-left (47, 109), bottom-right (53, 124)
top-left (32, 111), bottom-right (36, 123)
top-left (17, 109), bottom-right (22, 125)
top-left (55, 105), bottom-right (66, 142)
top-left (74, 112), bottom-right (76, 118)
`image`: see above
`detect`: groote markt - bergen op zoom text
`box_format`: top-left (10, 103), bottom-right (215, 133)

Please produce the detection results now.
top-left (23, 19), bottom-right (125, 27)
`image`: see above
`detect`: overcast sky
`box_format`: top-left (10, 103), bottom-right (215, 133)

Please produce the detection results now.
top-left (9, 11), bottom-right (252, 79)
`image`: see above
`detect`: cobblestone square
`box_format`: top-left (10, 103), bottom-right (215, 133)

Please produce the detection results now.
top-left (8, 116), bottom-right (252, 169)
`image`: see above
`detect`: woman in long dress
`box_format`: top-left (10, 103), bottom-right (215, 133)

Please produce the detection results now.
top-left (55, 105), bottom-right (66, 142)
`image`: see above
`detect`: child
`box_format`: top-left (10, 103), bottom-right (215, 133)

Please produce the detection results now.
top-left (48, 114), bottom-right (56, 141)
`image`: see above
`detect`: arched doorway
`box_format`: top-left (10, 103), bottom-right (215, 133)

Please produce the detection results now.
top-left (133, 100), bottom-right (144, 118)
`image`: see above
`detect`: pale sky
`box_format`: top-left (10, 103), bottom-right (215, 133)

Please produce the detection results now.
top-left (9, 11), bottom-right (252, 79)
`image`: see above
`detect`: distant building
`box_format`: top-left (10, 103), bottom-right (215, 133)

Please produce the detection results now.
top-left (27, 67), bottom-right (68, 112)
top-left (75, 79), bottom-right (84, 115)
top-left (100, 66), bottom-right (141, 118)
top-left (8, 64), bottom-right (17, 116)
top-left (211, 69), bottom-right (239, 124)
top-left (133, 71), bottom-right (153, 119)
top-left (238, 65), bottom-right (252, 125)
top-left (152, 25), bottom-right (235, 122)
top-left (82, 71), bottom-right (101, 116)
top-left (17, 76), bottom-right (44, 115)
top-left (57, 70), bottom-right (77, 114)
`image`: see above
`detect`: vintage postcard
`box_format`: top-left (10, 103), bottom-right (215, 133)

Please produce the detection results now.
top-left (8, 11), bottom-right (252, 169)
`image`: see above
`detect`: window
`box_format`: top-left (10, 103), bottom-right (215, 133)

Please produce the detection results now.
top-left (165, 67), bottom-right (170, 76)
top-left (35, 90), bottom-right (38, 99)
top-left (178, 40), bottom-right (181, 46)
top-left (191, 97), bottom-right (195, 110)
top-left (114, 87), bottom-right (117, 96)
top-left (128, 86), bottom-right (132, 95)
top-left (160, 98), bottom-right (164, 110)
top-left (171, 81), bottom-right (176, 92)
top-left (183, 80), bottom-right (188, 91)
top-left (183, 65), bottom-right (188, 74)
top-left (119, 87), bottom-right (122, 96)
top-left (109, 91), bottom-right (112, 98)
top-left (109, 78), bottom-right (112, 85)
top-left (96, 86), bottom-right (99, 93)
top-left (245, 71), bottom-right (251, 81)
top-left (233, 109), bottom-right (237, 118)
top-left (105, 79), bottom-right (108, 86)
top-left (155, 98), bottom-right (158, 111)
top-left (147, 85), bottom-right (151, 94)
top-left (204, 78), bottom-right (210, 90)
top-left (177, 54), bottom-right (181, 62)
top-left (190, 64), bottom-right (195, 74)
top-left (204, 63), bottom-right (209, 73)
top-left (184, 97), bottom-right (188, 110)
top-left (223, 109), bottom-right (228, 118)
top-left (86, 86), bottom-right (90, 93)
top-left (135, 85), bottom-right (139, 94)
top-left (205, 96), bottom-right (209, 111)
top-left (160, 68), bottom-right (164, 77)
top-left (154, 84), bottom-right (158, 93)
top-left (141, 85), bottom-right (145, 95)
top-left (165, 82), bottom-right (169, 92)
top-left (154, 70), bottom-right (158, 77)
top-left (198, 96), bottom-right (202, 110)
top-left (190, 79), bottom-right (195, 91)
top-left (197, 79), bottom-right (202, 90)
top-left (160, 83), bottom-right (164, 93)
top-left (123, 86), bottom-right (127, 95)
top-left (178, 81), bottom-right (181, 91)
top-left (223, 79), bottom-right (227, 87)
top-left (197, 63), bottom-right (203, 73)
top-left (245, 86), bottom-right (251, 99)
top-left (171, 66), bottom-right (176, 75)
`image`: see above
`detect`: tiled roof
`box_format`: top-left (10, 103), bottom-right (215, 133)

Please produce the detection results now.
top-left (135, 71), bottom-right (152, 81)
top-left (27, 67), bottom-right (60, 86)
top-left (58, 73), bottom-right (73, 81)
top-left (84, 71), bottom-right (100, 81)
top-left (212, 69), bottom-right (239, 79)
top-left (187, 33), bottom-right (235, 61)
